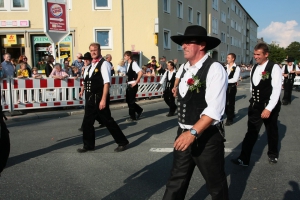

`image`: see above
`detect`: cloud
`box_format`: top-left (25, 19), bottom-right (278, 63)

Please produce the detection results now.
top-left (258, 20), bottom-right (300, 48)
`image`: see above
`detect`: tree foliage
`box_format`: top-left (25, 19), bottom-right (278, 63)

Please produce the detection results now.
top-left (285, 41), bottom-right (300, 62)
top-left (268, 44), bottom-right (286, 64)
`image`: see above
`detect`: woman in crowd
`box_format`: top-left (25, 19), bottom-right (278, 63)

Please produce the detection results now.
top-left (45, 55), bottom-right (55, 77)
top-left (117, 60), bottom-right (126, 76)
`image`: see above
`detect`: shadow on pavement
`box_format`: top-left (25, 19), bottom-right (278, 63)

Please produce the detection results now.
top-left (283, 181), bottom-right (300, 200)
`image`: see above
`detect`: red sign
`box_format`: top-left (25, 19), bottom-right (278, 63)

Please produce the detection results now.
top-left (47, 2), bottom-right (67, 32)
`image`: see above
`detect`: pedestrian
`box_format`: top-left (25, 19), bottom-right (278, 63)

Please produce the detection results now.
top-left (105, 54), bottom-right (115, 76)
top-left (163, 25), bottom-right (229, 200)
top-left (78, 52), bottom-right (104, 131)
top-left (50, 63), bottom-right (69, 79)
top-left (72, 53), bottom-right (84, 73)
top-left (77, 43), bottom-right (129, 153)
top-left (1, 53), bottom-right (15, 78)
top-left (16, 55), bottom-right (32, 77)
top-left (224, 53), bottom-right (241, 126)
top-left (117, 59), bottom-right (126, 76)
top-left (45, 55), bottom-right (54, 77)
top-left (281, 57), bottom-right (299, 105)
top-left (157, 60), bottom-right (177, 117)
top-left (231, 42), bottom-right (282, 167)
top-left (123, 51), bottom-right (144, 122)
top-left (160, 56), bottom-right (167, 70)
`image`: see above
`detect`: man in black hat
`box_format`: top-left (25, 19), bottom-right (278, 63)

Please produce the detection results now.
top-left (281, 57), bottom-right (299, 105)
top-left (163, 25), bottom-right (229, 200)
top-left (77, 43), bottom-right (129, 153)
top-left (78, 52), bottom-right (104, 131)
top-left (224, 53), bottom-right (241, 126)
top-left (231, 42), bottom-right (282, 167)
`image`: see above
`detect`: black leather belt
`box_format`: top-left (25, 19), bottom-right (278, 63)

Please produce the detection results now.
top-left (228, 83), bottom-right (237, 86)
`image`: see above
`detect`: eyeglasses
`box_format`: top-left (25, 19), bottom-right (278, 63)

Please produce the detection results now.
top-left (181, 40), bottom-right (200, 46)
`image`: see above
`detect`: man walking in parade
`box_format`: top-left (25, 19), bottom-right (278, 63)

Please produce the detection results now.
top-left (231, 42), bottom-right (282, 166)
top-left (124, 51), bottom-right (143, 122)
top-left (163, 25), bottom-right (229, 200)
top-left (281, 57), bottom-right (299, 105)
top-left (224, 53), bottom-right (240, 126)
top-left (77, 43), bottom-right (129, 153)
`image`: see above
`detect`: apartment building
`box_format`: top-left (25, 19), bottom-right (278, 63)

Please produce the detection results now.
top-left (0, 0), bottom-right (257, 71)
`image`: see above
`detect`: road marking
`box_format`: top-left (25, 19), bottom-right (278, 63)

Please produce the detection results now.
top-left (150, 148), bottom-right (235, 153)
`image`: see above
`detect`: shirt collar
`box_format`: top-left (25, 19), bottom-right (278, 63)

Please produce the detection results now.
top-left (184, 53), bottom-right (209, 71)
top-left (226, 63), bottom-right (237, 68)
top-left (257, 60), bottom-right (269, 68)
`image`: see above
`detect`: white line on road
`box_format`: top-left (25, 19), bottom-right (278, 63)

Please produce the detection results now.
top-left (150, 148), bottom-right (235, 153)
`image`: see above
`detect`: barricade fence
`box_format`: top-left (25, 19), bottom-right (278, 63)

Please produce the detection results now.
top-left (1, 76), bottom-right (164, 112)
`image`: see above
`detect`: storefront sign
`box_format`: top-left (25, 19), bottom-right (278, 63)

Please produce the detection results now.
top-left (0, 20), bottom-right (30, 27)
top-left (6, 35), bottom-right (17, 45)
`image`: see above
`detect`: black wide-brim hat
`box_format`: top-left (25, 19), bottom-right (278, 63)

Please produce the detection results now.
top-left (286, 57), bottom-right (295, 62)
top-left (171, 25), bottom-right (221, 50)
top-left (79, 52), bottom-right (92, 60)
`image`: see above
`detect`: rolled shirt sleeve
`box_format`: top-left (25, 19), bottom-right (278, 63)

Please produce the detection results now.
top-left (265, 64), bottom-right (282, 111)
top-left (102, 61), bottom-right (112, 84)
top-left (159, 71), bottom-right (168, 84)
top-left (228, 66), bottom-right (241, 83)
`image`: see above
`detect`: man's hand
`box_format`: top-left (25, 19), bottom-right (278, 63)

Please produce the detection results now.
top-left (172, 87), bottom-right (178, 97)
top-left (99, 99), bottom-right (106, 110)
top-left (131, 81), bottom-right (137, 87)
top-left (283, 74), bottom-right (288, 77)
top-left (174, 131), bottom-right (196, 151)
top-left (261, 109), bottom-right (271, 119)
top-left (79, 91), bottom-right (83, 98)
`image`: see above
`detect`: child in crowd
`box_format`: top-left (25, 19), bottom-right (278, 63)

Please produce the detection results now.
top-left (31, 67), bottom-right (42, 103)
top-left (17, 62), bottom-right (29, 103)
top-left (72, 66), bottom-right (81, 80)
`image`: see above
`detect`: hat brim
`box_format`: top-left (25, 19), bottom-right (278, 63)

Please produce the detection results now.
top-left (171, 35), bottom-right (221, 50)
top-left (79, 56), bottom-right (92, 60)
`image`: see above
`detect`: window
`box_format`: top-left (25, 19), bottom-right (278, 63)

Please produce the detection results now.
top-left (222, 0), bottom-right (226, 3)
top-left (95, 28), bottom-right (113, 49)
top-left (94, 0), bottom-right (111, 10)
top-left (221, 11), bottom-right (226, 23)
top-left (196, 12), bottom-right (201, 25)
top-left (163, 29), bottom-right (171, 49)
top-left (221, 52), bottom-right (225, 62)
top-left (221, 32), bottom-right (226, 43)
top-left (212, 17), bottom-right (218, 34)
top-left (177, 1), bottom-right (183, 19)
top-left (188, 7), bottom-right (193, 23)
top-left (163, 0), bottom-right (170, 13)
top-left (212, 0), bottom-right (218, 10)
top-left (231, 20), bottom-right (235, 28)
top-left (177, 32), bottom-right (183, 51)
top-left (0, 0), bottom-right (28, 11)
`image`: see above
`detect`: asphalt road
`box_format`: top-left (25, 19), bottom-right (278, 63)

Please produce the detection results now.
top-left (1, 78), bottom-right (300, 200)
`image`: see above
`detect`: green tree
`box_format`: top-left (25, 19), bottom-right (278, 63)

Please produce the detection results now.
top-left (285, 41), bottom-right (300, 62)
top-left (268, 43), bottom-right (286, 64)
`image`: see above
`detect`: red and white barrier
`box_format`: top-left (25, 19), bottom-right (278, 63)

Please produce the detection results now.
top-left (0, 76), bottom-right (164, 112)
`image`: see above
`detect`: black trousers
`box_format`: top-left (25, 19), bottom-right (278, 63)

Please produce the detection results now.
top-left (163, 127), bottom-right (229, 200)
top-left (126, 85), bottom-right (143, 120)
top-left (82, 93), bottom-right (128, 150)
top-left (0, 113), bottom-right (10, 174)
top-left (164, 89), bottom-right (177, 114)
top-left (239, 101), bottom-right (281, 164)
top-left (225, 84), bottom-right (237, 121)
top-left (282, 78), bottom-right (294, 103)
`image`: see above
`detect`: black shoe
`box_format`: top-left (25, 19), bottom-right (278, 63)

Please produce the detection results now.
top-left (225, 120), bottom-right (233, 126)
top-left (231, 158), bottom-right (248, 167)
top-left (268, 157), bottom-right (278, 164)
top-left (166, 113), bottom-right (175, 117)
top-left (114, 143), bottom-right (129, 152)
top-left (137, 109), bottom-right (144, 120)
top-left (77, 147), bottom-right (94, 153)
top-left (78, 127), bottom-right (83, 132)
top-left (99, 124), bottom-right (105, 128)
top-left (126, 118), bottom-right (137, 123)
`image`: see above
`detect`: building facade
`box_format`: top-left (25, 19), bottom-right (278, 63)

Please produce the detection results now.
top-left (0, 0), bottom-right (257, 71)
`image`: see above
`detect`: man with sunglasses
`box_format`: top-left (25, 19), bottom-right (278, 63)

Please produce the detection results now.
top-left (163, 25), bottom-right (229, 200)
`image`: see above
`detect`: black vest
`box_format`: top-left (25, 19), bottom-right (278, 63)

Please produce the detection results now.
top-left (283, 64), bottom-right (296, 80)
top-left (84, 58), bottom-right (105, 94)
top-left (126, 61), bottom-right (138, 82)
top-left (227, 66), bottom-right (236, 79)
top-left (250, 60), bottom-right (275, 104)
top-left (165, 71), bottom-right (176, 91)
top-left (177, 57), bottom-right (214, 125)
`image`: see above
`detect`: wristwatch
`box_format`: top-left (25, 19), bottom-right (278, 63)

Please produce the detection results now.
top-left (190, 128), bottom-right (198, 138)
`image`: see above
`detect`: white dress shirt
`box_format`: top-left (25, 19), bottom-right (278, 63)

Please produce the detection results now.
top-left (127, 61), bottom-right (141, 73)
top-left (87, 59), bottom-right (111, 84)
top-left (250, 60), bottom-right (282, 111)
top-left (175, 54), bottom-right (228, 128)
top-left (281, 64), bottom-right (300, 73)
top-left (159, 69), bottom-right (176, 84)
top-left (226, 63), bottom-right (241, 83)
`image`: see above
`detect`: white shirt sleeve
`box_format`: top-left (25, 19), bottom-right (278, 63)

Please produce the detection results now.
top-left (175, 64), bottom-right (184, 79)
top-left (281, 65), bottom-right (286, 74)
top-left (266, 64), bottom-right (282, 111)
top-left (228, 66), bottom-right (241, 83)
top-left (132, 62), bottom-right (141, 73)
top-left (159, 71), bottom-right (168, 84)
top-left (101, 61), bottom-right (112, 84)
top-left (200, 62), bottom-right (228, 123)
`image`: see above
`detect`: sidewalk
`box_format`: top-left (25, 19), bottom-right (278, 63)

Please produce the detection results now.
top-left (4, 97), bottom-right (164, 123)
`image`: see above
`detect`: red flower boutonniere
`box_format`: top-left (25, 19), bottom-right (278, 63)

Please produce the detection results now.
top-left (261, 71), bottom-right (270, 80)
top-left (187, 75), bottom-right (205, 93)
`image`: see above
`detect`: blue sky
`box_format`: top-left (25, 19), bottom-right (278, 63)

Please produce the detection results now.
top-left (238, 0), bottom-right (300, 48)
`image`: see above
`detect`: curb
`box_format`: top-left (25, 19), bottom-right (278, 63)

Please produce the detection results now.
top-left (5, 97), bottom-right (164, 123)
